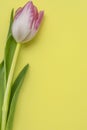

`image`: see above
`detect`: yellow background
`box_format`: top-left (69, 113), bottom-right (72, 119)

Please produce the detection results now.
top-left (0, 0), bottom-right (87, 130)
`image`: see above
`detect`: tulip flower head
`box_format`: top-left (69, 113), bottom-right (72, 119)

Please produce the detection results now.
top-left (12, 1), bottom-right (44, 43)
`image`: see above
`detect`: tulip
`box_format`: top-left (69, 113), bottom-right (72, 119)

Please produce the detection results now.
top-left (1, 2), bottom-right (44, 130)
top-left (12, 1), bottom-right (44, 43)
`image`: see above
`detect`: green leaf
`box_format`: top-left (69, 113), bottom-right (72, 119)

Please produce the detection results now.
top-left (4, 9), bottom-right (17, 89)
top-left (6, 64), bottom-right (29, 130)
top-left (4, 36), bottom-right (17, 87)
top-left (7, 9), bottom-right (14, 39)
top-left (0, 61), bottom-right (4, 128)
top-left (0, 10), bottom-right (17, 130)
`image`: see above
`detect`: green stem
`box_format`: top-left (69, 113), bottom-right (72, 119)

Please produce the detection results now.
top-left (1, 43), bottom-right (21, 130)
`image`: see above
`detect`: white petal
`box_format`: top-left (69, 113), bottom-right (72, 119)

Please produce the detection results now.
top-left (12, 9), bottom-right (33, 42)
top-left (22, 23), bottom-right (38, 43)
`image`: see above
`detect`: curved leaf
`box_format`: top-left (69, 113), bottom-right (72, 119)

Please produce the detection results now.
top-left (4, 36), bottom-right (17, 86)
top-left (7, 9), bottom-right (14, 39)
top-left (6, 64), bottom-right (29, 130)
top-left (4, 9), bottom-right (17, 89)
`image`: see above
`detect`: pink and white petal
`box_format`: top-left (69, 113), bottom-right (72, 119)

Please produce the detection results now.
top-left (12, 11), bottom-right (32, 42)
top-left (22, 30), bottom-right (37, 43)
top-left (20, 1), bottom-right (35, 28)
top-left (22, 26), bottom-right (37, 43)
top-left (35, 11), bottom-right (44, 30)
top-left (23, 1), bottom-right (33, 10)
top-left (31, 6), bottom-right (38, 20)
top-left (22, 1), bottom-right (34, 16)
top-left (22, 11), bottom-right (44, 43)
top-left (14, 7), bottom-right (23, 19)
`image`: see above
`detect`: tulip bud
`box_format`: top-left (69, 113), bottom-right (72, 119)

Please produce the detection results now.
top-left (12, 1), bottom-right (44, 43)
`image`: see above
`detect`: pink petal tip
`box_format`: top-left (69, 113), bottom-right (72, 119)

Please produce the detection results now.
top-left (35, 11), bottom-right (44, 30)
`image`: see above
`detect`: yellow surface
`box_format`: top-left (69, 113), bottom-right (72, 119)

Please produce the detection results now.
top-left (0, 0), bottom-right (87, 130)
